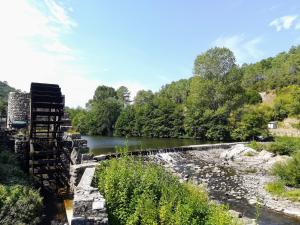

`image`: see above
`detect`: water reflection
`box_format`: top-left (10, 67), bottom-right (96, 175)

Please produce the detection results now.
top-left (83, 136), bottom-right (208, 155)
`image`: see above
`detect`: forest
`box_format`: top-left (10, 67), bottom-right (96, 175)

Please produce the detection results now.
top-left (67, 45), bottom-right (300, 141)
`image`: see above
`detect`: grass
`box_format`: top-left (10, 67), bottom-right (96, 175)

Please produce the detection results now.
top-left (246, 141), bottom-right (265, 152)
top-left (243, 167), bottom-right (257, 173)
top-left (244, 151), bottom-right (255, 157)
top-left (265, 181), bottom-right (300, 202)
top-left (271, 151), bottom-right (300, 187)
top-left (266, 136), bottom-right (300, 155)
top-left (95, 148), bottom-right (241, 225)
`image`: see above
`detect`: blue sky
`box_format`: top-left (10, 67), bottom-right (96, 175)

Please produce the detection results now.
top-left (1, 0), bottom-right (300, 107)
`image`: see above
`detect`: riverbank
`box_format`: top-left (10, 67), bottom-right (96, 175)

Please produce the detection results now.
top-left (149, 144), bottom-right (300, 225)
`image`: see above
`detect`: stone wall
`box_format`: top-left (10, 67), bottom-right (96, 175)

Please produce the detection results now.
top-left (14, 137), bottom-right (29, 170)
top-left (72, 167), bottom-right (108, 225)
top-left (7, 92), bottom-right (30, 128)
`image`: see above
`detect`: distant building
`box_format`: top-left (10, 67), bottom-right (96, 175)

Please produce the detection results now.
top-left (268, 121), bottom-right (278, 129)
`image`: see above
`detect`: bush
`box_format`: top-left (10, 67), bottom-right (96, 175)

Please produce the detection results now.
top-left (0, 185), bottom-right (43, 225)
top-left (247, 141), bottom-right (265, 151)
top-left (0, 146), bottom-right (43, 225)
top-left (267, 136), bottom-right (300, 155)
top-left (272, 151), bottom-right (300, 187)
top-left (265, 181), bottom-right (300, 202)
top-left (96, 156), bottom-right (238, 225)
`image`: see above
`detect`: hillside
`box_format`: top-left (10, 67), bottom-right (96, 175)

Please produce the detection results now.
top-left (0, 81), bottom-right (16, 116)
top-left (242, 45), bottom-right (300, 91)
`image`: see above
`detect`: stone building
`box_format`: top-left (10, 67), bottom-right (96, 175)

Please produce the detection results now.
top-left (6, 92), bottom-right (30, 129)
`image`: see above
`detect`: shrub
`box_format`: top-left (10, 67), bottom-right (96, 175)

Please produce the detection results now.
top-left (247, 141), bottom-right (265, 151)
top-left (0, 146), bottom-right (43, 224)
top-left (272, 151), bottom-right (300, 187)
top-left (0, 185), bottom-right (43, 225)
top-left (96, 156), bottom-right (238, 225)
top-left (267, 136), bottom-right (300, 155)
top-left (265, 181), bottom-right (300, 202)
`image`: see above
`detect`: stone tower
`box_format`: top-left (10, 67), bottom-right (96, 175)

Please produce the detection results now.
top-left (7, 92), bottom-right (30, 128)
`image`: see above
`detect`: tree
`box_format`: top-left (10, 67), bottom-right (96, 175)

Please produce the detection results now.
top-left (88, 98), bottom-right (122, 136)
top-left (114, 106), bottom-right (136, 136)
top-left (231, 106), bottom-right (269, 141)
top-left (91, 85), bottom-right (116, 103)
top-left (185, 49), bottom-right (245, 140)
top-left (193, 47), bottom-right (236, 78)
top-left (134, 90), bottom-right (154, 105)
top-left (116, 86), bottom-right (131, 106)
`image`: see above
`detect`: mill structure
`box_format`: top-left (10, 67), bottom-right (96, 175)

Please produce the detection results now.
top-left (29, 83), bottom-right (71, 192)
top-left (5, 82), bottom-right (74, 193)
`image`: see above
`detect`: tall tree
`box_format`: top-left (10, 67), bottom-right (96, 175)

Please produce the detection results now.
top-left (116, 86), bottom-right (131, 106)
top-left (92, 85), bottom-right (116, 103)
top-left (194, 47), bottom-right (236, 78)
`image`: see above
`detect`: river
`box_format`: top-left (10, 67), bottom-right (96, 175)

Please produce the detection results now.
top-left (83, 135), bottom-right (208, 155)
top-left (82, 136), bottom-right (300, 225)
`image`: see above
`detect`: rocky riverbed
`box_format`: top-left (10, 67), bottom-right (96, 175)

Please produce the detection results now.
top-left (149, 144), bottom-right (300, 225)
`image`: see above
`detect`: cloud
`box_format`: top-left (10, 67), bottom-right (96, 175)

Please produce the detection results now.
top-left (0, 0), bottom-right (103, 107)
top-left (270, 15), bottom-right (298, 31)
top-left (44, 0), bottom-right (77, 30)
top-left (296, 23), bottom-right (300, 30)
top-left (214, 35), bottom-right (264, 65)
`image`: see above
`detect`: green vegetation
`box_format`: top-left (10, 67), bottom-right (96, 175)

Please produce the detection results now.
top-left (96, 155), bottom-right (239, 225)
top-left (242, 45), bottom-right (300, 92)
top-left (66, 44), bottom-right (300, 142)
top-left (0, 143), bottom-right (42, 225)
top-left (247, 141), bottom-right (265, 151)
top-left (264, 137), bottom-right (300, 200)
top-left (0, 81), bottom-right (15, 116)
top-left (267, 136), bottom-right (300, 155)
top-left (272, 151), bottom-right (300, 187)
top-left (265, 181), bottom-right (300, 202)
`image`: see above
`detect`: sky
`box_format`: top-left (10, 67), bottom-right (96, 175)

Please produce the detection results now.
top-left (1, 0), bottom-right (300, 107)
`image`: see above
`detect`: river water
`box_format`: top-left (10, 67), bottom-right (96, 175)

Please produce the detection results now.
top-left (83, 135), bottom-right (207, 155)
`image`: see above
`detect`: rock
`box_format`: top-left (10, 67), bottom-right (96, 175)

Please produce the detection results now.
top-left (220, 144), bottom-right (257, 160)
top-left (248, 198), bottom-right (257, 205)
top-left (258, 150), bottom-right (274, 161)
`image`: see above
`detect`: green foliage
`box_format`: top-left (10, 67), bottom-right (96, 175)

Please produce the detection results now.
top-left (194, 47), bottom-right (236, 78)
top-left (96, 156), bottom-right (237, 225)
top-left (273, 85), bottom-right (300, 118)
top-left (244, 89), bottom-right (262, 105)
top-left (231, 106), bottom-right (269, 141)
top-left (242, 45), bottom-right (300, 92)
top-left (265, 181), bottom-right (300, 202)
top-left (247, 141), bottom-right (265, 151)
top-left (272, 151), bottom-right (300, 187)
top-left (0, 144), bottom-right (42, 225)
top-left (117, 86), bottom-right (131, 106)
top-left (0, 81), bottom-right (15, 116)
top-left (267, 136), bottom-right (300, 155)
top-left (115, 94), bottom-right (185, 138)
top-left (185, 58), bottom-right (245, 140)
top-left (69, 45), bottom-right (300, 142)
top-left (0, 185), bottom-right (43, 225)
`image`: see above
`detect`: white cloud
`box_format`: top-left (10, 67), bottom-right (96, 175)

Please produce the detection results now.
top-left (270, 15), bottom-right (298, 31)
top-left (214, 35), bottom-right (264, 65)
top-left (0, 0), bottom-right (102, 107)
top-left (296, 23), bottom-right (300, 30)
top-left (44, 0), bottom-right (77, 30)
